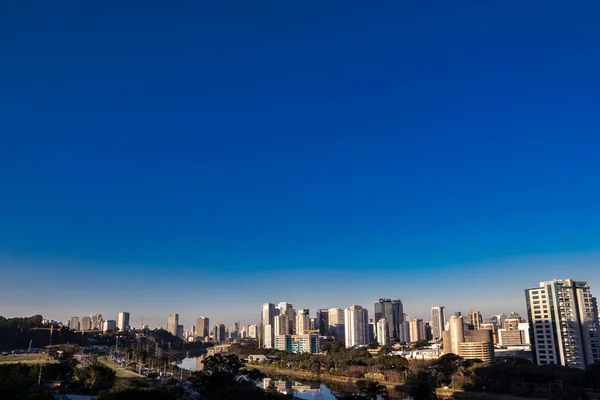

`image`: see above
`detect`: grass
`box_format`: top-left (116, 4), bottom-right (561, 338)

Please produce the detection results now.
top-left (0, 353), bottom-right (53, 364)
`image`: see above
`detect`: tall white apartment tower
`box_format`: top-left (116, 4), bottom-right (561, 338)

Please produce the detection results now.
top-left (431, 306), bottom-right (447, 341)
top-left (525, 279), bottom-right (600, 369)
top-left (296, 309), bottom-right (310, 335)
top-left (376, 318), bottom-right (389, 345)
top-left (344, 305), bottom-right (368, 347)
top-left (117, 312), bottom-right (130, 331)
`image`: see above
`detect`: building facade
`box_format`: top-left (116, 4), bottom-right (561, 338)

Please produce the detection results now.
top-left (80, 316), bottom-right (92, 331)
top-left (70, 317), bottom-right (80, 331)
top-left (277, 302), bottom-right (295, 334)
top-left (167, 314), bottom-right (179, 336)
top-left (376, 318), bottom-right (389, 345)
top-left (410, 319), bottom-right (426, 343)
top-left (296, 310), bottom-right (310, 335)
top-left (102, 320), bottom-right (117, 331)
top-left (525, 279), bottom-right (600, 368)
top-left (117, 312), bottom-right (130, 331)
top-left (467, 311), bottom-right (483, 330)
top-left (442, 316), bottom-right (494, 363)
top-left (344, 305), bottom-right (368, 347)
top-left (196, 317), bottom-right (210, 338)
top-left (431, 306), bottom-right (446, 341)
top-left (214, 323), bottom-right (226, 343)
top-left (274, 334), bottom-right (319, 354)
top-left (328, 308), bottom-right (345, 341)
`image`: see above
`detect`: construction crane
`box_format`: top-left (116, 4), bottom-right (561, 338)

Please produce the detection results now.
top-left (31, 326), bottom-right (59, 346)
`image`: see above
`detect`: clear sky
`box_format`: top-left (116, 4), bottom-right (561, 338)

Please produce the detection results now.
top-left (1, 1), bottom-right (600, 329)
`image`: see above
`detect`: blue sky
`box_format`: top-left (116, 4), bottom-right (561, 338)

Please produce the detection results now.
top-left (1, 1), bottom-right (600, 328)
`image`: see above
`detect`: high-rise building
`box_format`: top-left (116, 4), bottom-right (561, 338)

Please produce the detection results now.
top-left (328, 308), bottom-right (345, 341)
top-left (274, 315), bottom-right (288, 336)
top-left (80, 316), bottom-right (92, 331)
top-left (410, 319), bottom-right (426, 343)
top-left (177, 325), bottom-right (184, 339)
top-left (196, 317), bottom-right (210, 338)
top-left (430, 306), bottom-right (446, 341)
top-left (374, 299), bottom-right (403, 342)
top-left (376, 318), bottom-right (389, 345)
top-left (344, 305), bottom-right (368, 347)
top-left (277, 303), bottom-right (295, 335)
top-left (264, 324), bottom-right (273, 348)
top-left (90, 314), bottom-right (103, 330)
top-left (398, 321), bottom-right (411, 343)
top-left (262, 303), bottom-right (276, 347)
top-left (248, 324), bottom-right (260, 339)
top-left (117, 312), bottom-right (130, 331)
top-left (296, 310), bottom-right (310, 335)
top-left (316, 309), bottom-right (329, 336)
top-left (442, 316), bottom-right (494, 363)
top-left (213, 324), bottom-right (226, 343)
top-left (467, 311), bottom-right (483, 330)
top-left (102, 320), bottom-right (117, 332)
top-left (504, 312), bottom-right (524, 330)
top-left (70, 317), bottom-right (80, 331)
top-left (525, 279), bottom-right (600, 369)
top-left (167, 314), bottom-right (179, 336)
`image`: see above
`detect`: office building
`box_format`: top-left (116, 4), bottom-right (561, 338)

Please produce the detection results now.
top-left (398, 321), bottom-right (411, 343)
top-left (494, 313), bottom-right (507, 327)
top-left (376, 318), bottom-right (389, 345)
top-left (248, 324), bottom-right (260, 339)
top-left (214, 324), bottom-right (226, 343)
top-left (316, 309), bottom-right (329, 335)
top-left (443, 316), bottom-right (494, 362)
top-left (274, 334), bottom-right (320, 354)
top-left (367, 319), bottom-right (375, 344)
top-left (480, 318), bottom-right (499, 344)
top-left (167, 314), bottom-right (179, 336)
top-left (80, 316), bottom-right (92, 331)
top-left (374, 299), bottom-right (403, 342)
top-left (117, 312), bottom-right (130, 331)
top-left (177, 324), bottom-right (184, 339)
top-left (504, 312), bottom-right (524, 330)
top-left (102, 320), bottom-right (117, 332)
top-left (278, 302), bottom-right (295, 334)
top-left (328, 308), bottom-right (345, 341)
top-left (70, 317), bottom-right (80, 331)
top-left (430, 306), bottom-right (446, 341)
top-left (344, 305), bottom-right (368, 347)
top-left (274, 315), bottom-right (288, 336)
top-left (296, 310), bottom-right (310, 335)
top-left (90, 314), bottom-right (103, 330)
top-left (196, 317), bottom-right (209, 338)
top-left (410, 319), bottom-right (426, 342)
top-left (468, 311), bottom-right (483, 330)
top-left (264, 324), bottom-right (273, 348)
top-left (525, 279), bottom-right (600, 368)
top-left (262, 303), bottom-right (276, 347)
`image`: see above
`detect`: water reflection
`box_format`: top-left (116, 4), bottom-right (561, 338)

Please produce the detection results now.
top-left (175, 354), bottom-right (206, 372)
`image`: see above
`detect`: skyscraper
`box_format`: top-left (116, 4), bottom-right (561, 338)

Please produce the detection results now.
top-left (274, 315), bottom-right (288, 336)
top-left (344, 305), bottom-right (368, 347)
top-left (409, 319), bottom-right (426, 343)
top-left (167, 314), bottom-right (179, 336)
top-left (296, 309), bottom-right (310, 335)
top-left (525, 279), bottom-right (600, 369)
top-left (316, 309), bottom-right (329, 335)
top-left (374, 299), bottom-right (403, 341)
top-left (70, 317), bottom-right (80, 331)
top-left (196, 317), bottom-right (210, 338)
top-left (328, 308), bottom-right (345, 341)
top-left (80, 316), bottom-right (92, 331)
top-left (467, 311), bottom-right (483, 330)
top-left (102, 320), bottom-right (117, 331)
top-left (117, 312), bottom-right (130, 331)
top-left (376, 318), bottom-right (389, 345)
top-left (213, 324), bottom-right (226, 343)
top-left (262, 303), bottom-right (276, 348)
top-left (431, 306), bottom-right (447, 341)
top-left (277, 302), bottom-right (295, 334)
top-left (90, 314), bottom-right (103, 330)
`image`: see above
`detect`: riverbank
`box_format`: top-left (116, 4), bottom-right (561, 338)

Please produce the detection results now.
top-left (249, 363), bottom-right (402, 390)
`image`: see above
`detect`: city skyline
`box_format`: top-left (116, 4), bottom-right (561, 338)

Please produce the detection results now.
top-left (2, 2), bottom-right (600, 329)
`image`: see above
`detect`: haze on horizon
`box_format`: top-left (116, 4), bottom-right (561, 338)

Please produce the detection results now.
top-left (1, 2), bottom-right (600, 329)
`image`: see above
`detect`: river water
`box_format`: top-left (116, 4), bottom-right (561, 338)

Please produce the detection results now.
top-left (176, 356), bottom-right (412, 400)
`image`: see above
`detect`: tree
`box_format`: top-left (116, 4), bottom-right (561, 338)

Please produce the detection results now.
top-left (406, 371), bottom-right (436, 400)
top-left (413, 339), bottom-right (429, 349)
top-left (188, 354), bottom-right (290, 400)
top-left (75, 363), bottom-right (116, 388)
top-left (357, 380), bottom-right (388, 399)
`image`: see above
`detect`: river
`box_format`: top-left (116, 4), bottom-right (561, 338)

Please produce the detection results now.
top-left (176, 356), bottom-right (412, 399)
